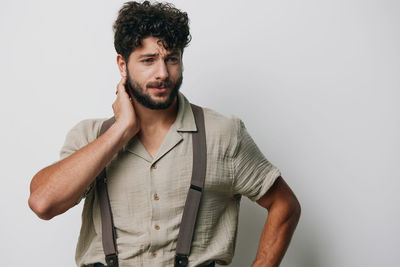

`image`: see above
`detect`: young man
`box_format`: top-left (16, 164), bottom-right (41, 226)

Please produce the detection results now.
top-left (28, 2), bottom-right (300, 267)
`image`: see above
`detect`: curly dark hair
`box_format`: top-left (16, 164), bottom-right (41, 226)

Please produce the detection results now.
top-left (113, 1), bottom-right (191, 61)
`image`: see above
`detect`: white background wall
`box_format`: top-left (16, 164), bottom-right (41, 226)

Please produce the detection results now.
top-left (1, 0), bottom-right (399, 266)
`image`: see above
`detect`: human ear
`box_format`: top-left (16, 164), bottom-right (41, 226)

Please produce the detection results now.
top-left (116, 54), bottom-right (127, 77)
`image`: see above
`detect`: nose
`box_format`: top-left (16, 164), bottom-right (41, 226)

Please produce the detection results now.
top-left (155, 60), bottom-right (169, 81)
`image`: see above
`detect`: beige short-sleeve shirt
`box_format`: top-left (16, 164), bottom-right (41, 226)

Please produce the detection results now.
top-left (60, 92), bottom-right (281, 267)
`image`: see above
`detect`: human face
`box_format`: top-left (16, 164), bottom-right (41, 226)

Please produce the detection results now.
top-left (125, 37), bottom-right (183, 110)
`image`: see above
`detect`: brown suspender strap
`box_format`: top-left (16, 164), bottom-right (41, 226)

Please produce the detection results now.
top-left (174, 104), bottom-right (207, 267)
top-left (96, 104), bottom-right (207, 267)
top-left (96, 117), bottom-right (118, 267)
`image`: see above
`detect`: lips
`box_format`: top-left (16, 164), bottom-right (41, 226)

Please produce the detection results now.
top-left (149, 87), bottom-right (167, 93)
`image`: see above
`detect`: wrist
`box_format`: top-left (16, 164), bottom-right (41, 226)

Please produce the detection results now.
top-left (111, 121), bottom-right (139, 143)
top-left (252, 255), bottom-right (279, 267)
top-left (252, 259), bottom-right (265, 267)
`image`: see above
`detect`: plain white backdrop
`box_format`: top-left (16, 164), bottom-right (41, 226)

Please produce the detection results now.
top-left (1, 0), bottom-right (399, 266)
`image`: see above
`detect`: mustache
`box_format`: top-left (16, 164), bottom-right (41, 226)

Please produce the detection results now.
top-left (146, 80), bottom-right (171, 88)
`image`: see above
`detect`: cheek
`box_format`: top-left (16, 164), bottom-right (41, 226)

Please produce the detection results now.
top-left (130, 68), bottom-right (152, 85)
top-left (169, 66), bottom-right (183, 79)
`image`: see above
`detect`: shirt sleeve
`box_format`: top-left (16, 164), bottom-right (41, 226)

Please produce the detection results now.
top-left (231, 119), bottom-right (281, 201)
top-left (59, 118), bottom-right (105, 203)
top-left (59, 119), bottom-right (105, 160)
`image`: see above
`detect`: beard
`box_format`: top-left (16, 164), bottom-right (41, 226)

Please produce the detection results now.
top-left (125, 68), bottom-right (183, 110)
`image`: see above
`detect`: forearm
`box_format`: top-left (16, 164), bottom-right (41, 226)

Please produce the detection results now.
top-left (252, 200), bottom-right (301, 267)
top-left (28, 122), bottom-right (133, 220)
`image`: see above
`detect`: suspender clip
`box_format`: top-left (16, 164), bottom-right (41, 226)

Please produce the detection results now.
top-left (105, 253), bottom-right (118, 267)
top-left (175, 254), bottom-right (189, 267)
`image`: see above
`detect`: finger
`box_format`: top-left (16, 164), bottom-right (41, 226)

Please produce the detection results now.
top-left (121, 74), bottom-right (127, 84)
top-left (116, 78), bottom-right (130, 98)
top-left (116, 78), bottom-right (125, 95)
top-left (118, 75), bottom-right (127, 88)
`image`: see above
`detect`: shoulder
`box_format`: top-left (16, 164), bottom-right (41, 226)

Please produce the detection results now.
top-left (59, 118), bottom-right (107, 160)
top-left (201, 106), bottom-right (243, 157)
top-left (202, 107), bottom-right (241, 133)
top-left (66, 118), bottom-right (107, 142)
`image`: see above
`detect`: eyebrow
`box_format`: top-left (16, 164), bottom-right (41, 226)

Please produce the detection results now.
top-left (137, 51), bottom-right (181, 59)
top-left (138, 53), bottom-right (158, 59)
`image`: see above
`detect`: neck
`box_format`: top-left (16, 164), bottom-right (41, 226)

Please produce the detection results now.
top-left (132, 96), bottom-right (178, 135)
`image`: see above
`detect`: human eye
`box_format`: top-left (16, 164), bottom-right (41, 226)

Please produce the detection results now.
top-left (166, 57), bottom-right (179, 64)
top-left (141, 58), bottom-right (154, 64)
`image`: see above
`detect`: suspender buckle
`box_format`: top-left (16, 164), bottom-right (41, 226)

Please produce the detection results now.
top-left (105, 253), bottom-right (118, 267)
top-left (175, 254), bottom-right (189, 267)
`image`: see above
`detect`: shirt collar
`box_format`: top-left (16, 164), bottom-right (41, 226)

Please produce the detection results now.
top-left (124, 92), bottom-right (197, 163)
top-left (174, 92), bottom-right (197, 132)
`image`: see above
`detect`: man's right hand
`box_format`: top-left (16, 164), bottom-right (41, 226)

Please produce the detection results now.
top-left (28, 76), bottom-right (141, 220)
top-left (112, 75), bottom-right (140, 139)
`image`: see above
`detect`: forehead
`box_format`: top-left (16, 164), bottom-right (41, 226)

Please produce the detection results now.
top-left (131, 36), bottom-right (181, 58)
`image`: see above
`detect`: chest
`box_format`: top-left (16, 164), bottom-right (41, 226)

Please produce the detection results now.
top-left (104, 135), bottom-right (234, 218)
top-left (90, 132), bottom-right (236, 250)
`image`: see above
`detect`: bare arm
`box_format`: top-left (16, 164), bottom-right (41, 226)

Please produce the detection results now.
top-left (252, 177), bottom-right (301, 267)
top-left (28, 76), bottom-right (139, 220)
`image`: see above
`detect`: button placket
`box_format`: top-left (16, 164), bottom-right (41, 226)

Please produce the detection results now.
top-left (149, 161), bottom-right (164, 256)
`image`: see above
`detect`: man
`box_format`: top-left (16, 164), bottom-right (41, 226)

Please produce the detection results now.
top-left (28, 1), bottom-right (300, 267)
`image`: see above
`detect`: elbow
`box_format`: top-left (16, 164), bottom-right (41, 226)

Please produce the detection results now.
top-left (283, 190), bottom-right (301, 222)
top-left (273, 194), bottom-right (301, 226)
top-left (28, 194), bottom-right (55, 220)
top-left (284, 193), bottom-right (301, 229)
top-left (28, 173), bottom-right (56, 220)
top-left (291, 197), bottom-right (301, 223)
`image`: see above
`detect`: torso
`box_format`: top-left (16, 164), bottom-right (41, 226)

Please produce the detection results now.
top-left (69, 92), bottom-right (280, 266)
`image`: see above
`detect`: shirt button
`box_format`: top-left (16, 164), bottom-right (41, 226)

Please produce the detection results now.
top-left (152, 252), bottom-right (157, 257)
top-left (154, 224), bottom-right (160, 230)
top-left (151, 164), bottom-right (157, 169)
top-left (154, 194), bottom-right (159, 200)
